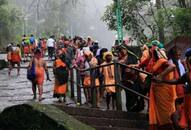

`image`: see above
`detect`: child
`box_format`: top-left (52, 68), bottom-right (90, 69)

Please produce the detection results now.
top-left (100, 52), bottom-right (116, 110)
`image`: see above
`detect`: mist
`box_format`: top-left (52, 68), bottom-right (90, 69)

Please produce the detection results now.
top-left (69, 0), bottom-right (116, 48)
top-left (8, 0), bottom-right (115, 48)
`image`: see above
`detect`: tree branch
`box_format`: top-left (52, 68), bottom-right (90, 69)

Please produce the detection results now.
top-left (148, 1), bottom-right (159, 27)
top-left (135, 6), bottom-right (154, 36)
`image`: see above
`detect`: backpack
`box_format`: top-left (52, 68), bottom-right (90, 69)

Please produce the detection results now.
top-left (27, 61), bottom-right (36, 80)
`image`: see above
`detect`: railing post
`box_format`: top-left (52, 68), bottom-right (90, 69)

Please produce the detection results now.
top-left (70, 68), bottom-right (74, 99)
top-left (76, 69), bottom-right (82, 105)
top-left (90, 68), bottom-right (97, 108)
top-left (114, 62), bottom-right (122, 111)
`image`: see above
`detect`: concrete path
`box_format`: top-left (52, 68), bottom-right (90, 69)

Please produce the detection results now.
top-left (0, 54), bottom-right (147, 112)
top-left (0, 59), bottom-right (77, 111)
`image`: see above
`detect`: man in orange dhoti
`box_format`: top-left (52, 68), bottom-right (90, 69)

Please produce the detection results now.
top-left (9, 44), bottom-right (22, 76)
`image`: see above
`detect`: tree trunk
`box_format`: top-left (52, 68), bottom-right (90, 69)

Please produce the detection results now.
top-left (156, 0), bottom-right (165, 43)
top-left (178, 0), bottom-right (187, 8)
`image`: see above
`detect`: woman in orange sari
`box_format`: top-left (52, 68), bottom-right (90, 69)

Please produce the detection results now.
top-left (157, 48), bottom-right (191, 130)
top-left (53, 49), bottom-right (68, 103)
top-left (149, 48), bottom-right (176, 130)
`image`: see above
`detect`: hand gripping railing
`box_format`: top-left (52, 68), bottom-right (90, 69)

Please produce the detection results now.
top-left (69, 61), bottom-right (152, 110)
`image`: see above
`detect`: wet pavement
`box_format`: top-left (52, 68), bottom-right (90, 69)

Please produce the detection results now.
top-left (0, 58), bottom-right (77, 112)
top-left (0, 54), bottom-right (147, 112)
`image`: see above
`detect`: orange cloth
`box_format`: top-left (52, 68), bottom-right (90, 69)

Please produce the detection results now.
top-left (54, 80), bottom-right (67, 95)
top-left (179, 93), bottom-right (191, 129)
top-left (140, 49), bottom-right (150, 63)
top-left (35, 67), bottom-right (44, 86)
top-left (149, 58), bottom-right (176, 126)
top-left (29, 44), bottom-right (35, 51)
top-left (55, 58), bottom-right (66, 68)
top-left (54, 58), bottom-right (67, 95)
top-left (11, 49), bottom-right (21, 63)
top-left (101, 62), bottom-right (115, 93)
top-left (24, 46), bottom-right (30, 54)
top-left (83, 76), bottom-right (99, 88)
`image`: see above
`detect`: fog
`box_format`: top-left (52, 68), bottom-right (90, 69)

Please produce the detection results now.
top-left (70, 0), bottom-right (116, 48)
top-left (9, 0), bottom-right (115, 48)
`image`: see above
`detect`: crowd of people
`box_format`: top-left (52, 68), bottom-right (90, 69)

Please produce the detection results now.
top-left (5, 34), bottom-right (191, 130)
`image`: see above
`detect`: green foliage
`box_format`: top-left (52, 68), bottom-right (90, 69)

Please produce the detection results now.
top-left (103, 0), bottom-right (191, 44)
top-left (0, 0), bottom-right (21, 47)
top-left (173, 8), bottom-right (191, 35)
top-left (102, 0), bottom-right (153, 44)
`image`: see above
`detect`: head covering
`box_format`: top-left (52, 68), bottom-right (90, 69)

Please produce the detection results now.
top-left (84, 50), bottom-right (93, 57)
top-left (185, 48), bottom-right (191, 57)
top-left (158, 43), bottom-right (164, 49)
top-left (151, 40), bottom-right (160, 46)
top-left (154, 48), bottom-right (167, 59)
top-left (103, 51), bottom-right (113, 60)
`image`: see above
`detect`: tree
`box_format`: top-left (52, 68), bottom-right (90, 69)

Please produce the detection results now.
top-left (102, 0), bottom-right (159, 45)
top-left (12, 0), bottom-right (80, 38)
top-left (0, 0), bottom-right (21, 46)
top-left (173, 8), bottom-right (191, 35)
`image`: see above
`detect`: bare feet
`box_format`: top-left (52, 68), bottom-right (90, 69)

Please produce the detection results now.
top-left (33, 95), bottom-right (37, 100)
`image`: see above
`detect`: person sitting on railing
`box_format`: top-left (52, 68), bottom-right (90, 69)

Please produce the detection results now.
top-left (100, 52), bottom-right (116, 110)
top-left (83, 50), bottom-right (100, 107)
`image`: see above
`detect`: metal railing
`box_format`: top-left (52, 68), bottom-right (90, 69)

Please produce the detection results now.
top-left (69, 61), bottom-right (152, 110)
top-left (1, 60), bottom-right (152, 111)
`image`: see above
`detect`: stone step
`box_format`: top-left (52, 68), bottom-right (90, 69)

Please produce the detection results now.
top-left (55, 105), bottom-right (148, 121)
top-left (94, 126), bottom-right (145, 130)
top-left (74, 116), bottom-right (148, 129)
